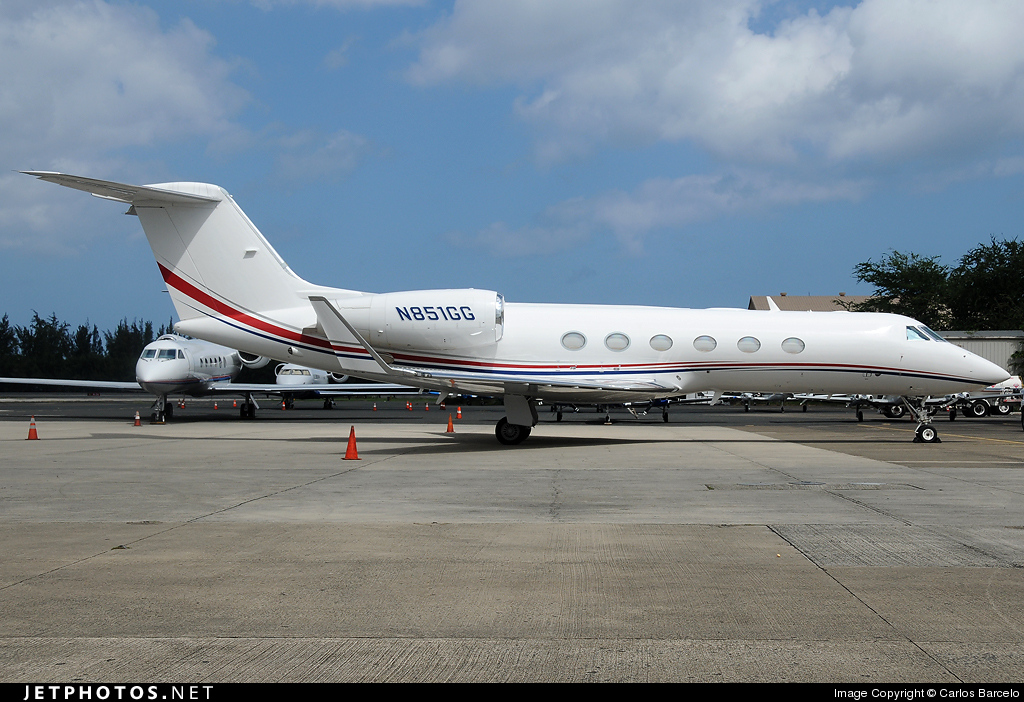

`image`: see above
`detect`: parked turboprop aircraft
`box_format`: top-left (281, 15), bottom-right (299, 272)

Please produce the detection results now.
top-left (0, 333), bottom-right (421, 421)
top-left (24, 171), bottom-right (1010, 444)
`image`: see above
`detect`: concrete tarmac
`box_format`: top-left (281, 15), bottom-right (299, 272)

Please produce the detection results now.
top-left (1, 397), bottom-right (1023, 682)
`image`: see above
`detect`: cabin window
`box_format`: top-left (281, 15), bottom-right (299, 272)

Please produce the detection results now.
top-left (649, 334), bottom-right (673, 352)
top-left (906, 326), bottom-right (929, 341)
top-left (781, 337), bottom-right (805, 354)
top-left (693, 335), bottom-right (717, 352)
top-left (561, 332), bottom-right (587, 351)
top-left (737, 336), bottom-right (761, 353)
top-left (605, 333), bottom-right (630, 351)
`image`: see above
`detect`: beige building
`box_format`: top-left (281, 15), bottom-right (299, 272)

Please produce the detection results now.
top-left (747, 293), bottom-right (870, 311)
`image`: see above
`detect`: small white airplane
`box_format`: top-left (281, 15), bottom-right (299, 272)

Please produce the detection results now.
top-left (1, 333), bottom-right (422, 421)
top-left (24, 171), bottom-right (1010, 444)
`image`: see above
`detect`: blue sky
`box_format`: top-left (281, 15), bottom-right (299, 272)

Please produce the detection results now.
top-left (2, 0), bottom-right (1024, 332)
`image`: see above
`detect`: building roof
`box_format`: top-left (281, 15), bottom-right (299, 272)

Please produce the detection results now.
top-left (747, 294), bottom-right (871, 312)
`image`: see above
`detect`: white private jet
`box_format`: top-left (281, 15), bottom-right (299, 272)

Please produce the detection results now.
top-left (24, 171), bottom-right (1010, 444)
top-left (1, 333), bottom-right (422, 421)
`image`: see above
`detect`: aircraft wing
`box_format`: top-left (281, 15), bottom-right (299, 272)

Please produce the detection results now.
top-left (207, 382), bottom-right (426, 395)
top-left (0, 377), bottom-right (142, 391)
top-left (307, 296), bottom-right (680, 400)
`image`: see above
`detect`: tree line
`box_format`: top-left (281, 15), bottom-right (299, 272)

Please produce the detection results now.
top-left (0, 313), bottom-right (172, 382)
top-left (845, 237), bottom-right (1024, 332)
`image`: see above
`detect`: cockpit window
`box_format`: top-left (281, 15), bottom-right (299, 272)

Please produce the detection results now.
top-left (906, 327), bottom-right (929, 341)
top-left (142, 349), bottom-right (156, 359)
top-left (178, 350), bottom-right (186, 359)
top-left (919, 326), bottom-right (947, 342)
top-left (158, 349), bottom-right (177, 359)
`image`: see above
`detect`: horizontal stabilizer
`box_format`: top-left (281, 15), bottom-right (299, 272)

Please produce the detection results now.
top-left (21, 171), bottom-right (219, 205)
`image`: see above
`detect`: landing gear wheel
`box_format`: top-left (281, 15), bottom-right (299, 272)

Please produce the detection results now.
top-left (883, 404), bottom-right (906, 419)
top-left (556, 411), bottom-right (563, 422)
top-left (914, 425), bottom-right (941, 443)
top-left (856, 410), bottom-right (864, 422)
top-left (949, 408), bottom-right (957, 421)
top-left (163, 403), bottom-right (173, 420)
top-left (994, 403), bottom-right (1011, 416)
top-left (495, 417), bottom-right (531, 445)
top-left (662, 410), bottom-right (669, 423)
top-left (968, 401), bottom-right (989, 418)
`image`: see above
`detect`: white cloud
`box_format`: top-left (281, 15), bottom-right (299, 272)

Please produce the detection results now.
top-left (274, 128), bottom-right (369, 182)
top-left (0, 1), bottom-right (248, 252)
top-left (409, 0), bottom-right (1024, 166)
top-left (454, 170), bottom-right (868, 256)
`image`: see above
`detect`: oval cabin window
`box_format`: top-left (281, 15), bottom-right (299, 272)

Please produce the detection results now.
top-left (605, 333), bottom-right (630, 351)
top-left (737, 336), bottom-right (761, 353)
top-left (561, 332), bottom-right (587, 351)
top-left (693, 335), bottom-right (717, 352)
top-left (781, 337), bottom-right (805, 354)
top-left (649, 334), bottom-right (673, 352)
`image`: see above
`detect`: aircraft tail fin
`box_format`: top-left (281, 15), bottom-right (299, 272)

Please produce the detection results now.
top-left (23, 171), bottom-right (317, 325)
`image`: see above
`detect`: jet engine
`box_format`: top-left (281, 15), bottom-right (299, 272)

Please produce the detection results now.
top-left (329, 372), bottom-right (350, 383)
top-left (237, 351), bottom-right (272, 369)
top-left (336, 289), bottom-right (505, 352)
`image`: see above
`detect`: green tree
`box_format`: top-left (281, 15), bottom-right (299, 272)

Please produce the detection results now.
top-left (847, 251), bottom-right (952, 328)
top-left (103, 319), bottom-right (155, 381)
top-left (947, 238), bottom-right (1024, 331)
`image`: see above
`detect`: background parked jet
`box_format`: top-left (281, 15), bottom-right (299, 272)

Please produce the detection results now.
top-left (1, 334), bottom-right (421, 421)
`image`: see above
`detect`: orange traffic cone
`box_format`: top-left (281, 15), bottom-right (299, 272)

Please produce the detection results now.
top-left (425, 403), bottom-right (430, 411)
top-left (134, 411), bottom-right (141, 427)
top-left (343, 426), bottom-right (360, 460)
top-left (372, 402), bottom-right (377, 411)
top-left (281, 400), bottom-right (286, 410)
top-left (446, 414), bottom-right (454, 433)
top-left (440, 402), bottom-right (446, 410)
top-left (214, 402), bottom-right (218, 410)
top-left (456, 406), bottom-right (462, 420)
top-left (27, 416), bottom-right (38, 440)
top-left (233, 400), bottom-right (237, 408)
top-left (406, 401), bottom-right (412, 411)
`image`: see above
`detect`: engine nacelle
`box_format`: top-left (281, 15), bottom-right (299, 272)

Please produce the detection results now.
top-left (329, 372), bottom-right (349, 383)
top-left (238, 351), bottom-right (271, 369)
top-left (337, 289), bottom-right (504, 352)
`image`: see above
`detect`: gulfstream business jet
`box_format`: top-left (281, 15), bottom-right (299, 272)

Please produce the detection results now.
top-left (24, 171), bottom-right (1009, 444)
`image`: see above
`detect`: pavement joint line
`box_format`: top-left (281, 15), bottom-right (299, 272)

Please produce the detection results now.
top-left (0, 449), bottom-right (408, 593)
top-left (768, 525), bottom-right (965, 683)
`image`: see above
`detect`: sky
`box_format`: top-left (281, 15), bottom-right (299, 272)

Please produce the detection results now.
top-left (2, 0), bottom-right (1024, 332)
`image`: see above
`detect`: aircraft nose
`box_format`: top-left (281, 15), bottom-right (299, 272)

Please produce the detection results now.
top-left (969, 353), bottom-right (1010, 387)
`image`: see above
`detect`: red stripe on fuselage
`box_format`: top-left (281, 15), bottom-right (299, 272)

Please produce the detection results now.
top-left (158, 263), bottom-right (333, 351)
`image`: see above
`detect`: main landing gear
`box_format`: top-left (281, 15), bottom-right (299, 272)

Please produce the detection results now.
top-left (239, 393), bottom-right (257, 419)
top-left (495, 417), bottom-right (532, 445)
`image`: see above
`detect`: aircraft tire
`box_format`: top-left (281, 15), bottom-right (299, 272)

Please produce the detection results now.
top-left (883, 404), bottom-right (906, 419)
top-left (495, 417), bottom-right (531, 445)
top-left (994, 403), bottom-right (1011, 416)
top-left (662, 410), bottom-right (668, 423)
top-left (969, 401), bottom-right (989, 418)
top-left (556, 411), bottom-right (563, 422)
top-left (915, 425), bottom-right (940, 443)
top-left (856, 410), bottom-right (864, 422)
top-left (949, 408), bottom-right (957, 421)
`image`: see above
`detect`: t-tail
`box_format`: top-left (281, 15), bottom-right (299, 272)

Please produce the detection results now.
top-left (21, 172), bottom-right (362, 362)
